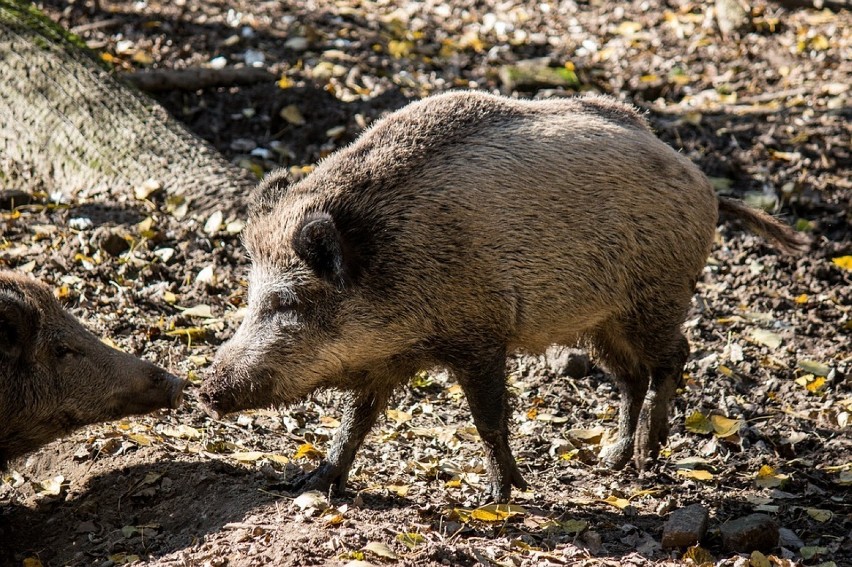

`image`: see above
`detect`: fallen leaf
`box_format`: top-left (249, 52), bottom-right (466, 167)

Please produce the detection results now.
top-left (231, 451), bottom-right (264, 462)
top-left (677, 469), bottom-right (714, 481)
top-left (685, 410), bottom-right (714, 434)
top-left (755, 465), bottom-right (789, 488)
top-left (750, 329), bottom-right (782, 349)
top-left (22, 558), bottom-right (43, 567)
top-left (601, 495), bottom-right (630, 510)
top-left (160, 424), bottom-right (202, 440)
top-left (180, 304), bottom-right (214, 318)
top-left (280, 104), bottom-right (306, 126)
top-left (682, 545), bottom-right (713, 564)
top-left (293, 490), bottom-right (328, 511)
top-left (832, 256), bottom-right (852, 270)
top-left (797, 360), bottom-right (830, 376)
top-left (396, 532), bottom-right (426, 550)
top-left (293, 443), bottom-right (324, 460)
top-left (363, 541), bottom-right (398, 560)
top-left (386, 409), bottom-right (412, 425)
top-left (800, 546), bottom-right (828, 560)
top-left (750, 550), bottom-right (770, 567)
top-left (711, 414), bottom-right (743, 438)
top-left (805, 508), bottom-right (832, 522)
top-left (470, 503), bottom-right (527, 521)
top-left (34, 475), bottom-right (65, 496)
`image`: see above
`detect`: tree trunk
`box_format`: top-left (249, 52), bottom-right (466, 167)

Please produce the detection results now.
top-left (0, 0), bottom-right (256, 218)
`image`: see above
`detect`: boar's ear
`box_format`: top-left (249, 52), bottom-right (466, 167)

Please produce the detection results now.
top-left (294, 212), bottom-right (349, 288)
top-left (0, 291), bottom-right (35, 362)
top-left (249, 169), bottom-right (292, 218)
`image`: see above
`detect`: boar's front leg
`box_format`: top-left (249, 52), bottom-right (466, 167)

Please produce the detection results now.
top-left (451, 346), bottom-right (527, 503)
top-left (291, 388), bottom-right (390, 494)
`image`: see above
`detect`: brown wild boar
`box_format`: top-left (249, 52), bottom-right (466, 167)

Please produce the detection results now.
top-left (200, 91), bottom-right (805, 502)
top-left (0, 271), bottom-right (185, 469)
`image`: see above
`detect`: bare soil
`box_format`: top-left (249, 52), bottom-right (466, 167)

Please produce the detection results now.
top-left (1, 1), bottom-right (850, 566)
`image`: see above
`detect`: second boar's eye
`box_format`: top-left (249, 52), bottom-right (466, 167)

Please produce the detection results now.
top-left (54, 344), bottom-right (78, 359)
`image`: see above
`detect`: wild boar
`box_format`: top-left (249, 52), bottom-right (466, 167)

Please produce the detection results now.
top-left (0, 271), bottom-right (185, 469)
top-left (200, 91), bottom-right (806, 502)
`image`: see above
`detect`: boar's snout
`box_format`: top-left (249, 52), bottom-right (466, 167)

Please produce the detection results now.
top-left (120, 366), bottom-right (186, 415)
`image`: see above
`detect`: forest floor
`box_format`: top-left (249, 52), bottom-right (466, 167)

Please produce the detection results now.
top-left (1, 0), bottom-right (850, 566)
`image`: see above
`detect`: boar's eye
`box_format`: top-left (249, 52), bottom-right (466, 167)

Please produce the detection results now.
top-left (269, 293), bottom-right (297, 313)
top-left (54, 343), bottom-right (79, 359)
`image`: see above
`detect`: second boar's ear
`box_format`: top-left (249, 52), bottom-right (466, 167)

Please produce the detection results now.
top-left (294, 212), bottom-right (349, 288)
top-left (0, 291), bottom-right (34, 362)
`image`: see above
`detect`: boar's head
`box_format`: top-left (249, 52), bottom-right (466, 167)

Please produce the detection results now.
top-left (201, 171), bottom-right (401, 419)
top-left (0, 272), bottom-right (185, 467)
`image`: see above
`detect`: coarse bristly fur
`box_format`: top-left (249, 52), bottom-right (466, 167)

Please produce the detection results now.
top-left (0, 271), bottom-right (185, 470)
top-left (201, 91), bottom-right (808, 502)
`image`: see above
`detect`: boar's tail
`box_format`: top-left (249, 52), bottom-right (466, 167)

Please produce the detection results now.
top-left (718, 197), bottom-right (809, 254)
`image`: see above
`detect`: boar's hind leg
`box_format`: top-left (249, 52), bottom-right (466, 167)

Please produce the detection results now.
top-left (596, 330), bottom-right (650, 470)
top-left (451, 346), bottom-right (527, 503)
top-left (289, 388), bottom-right (390, 494)
top-left (634, 333), bottom-right (689, 470)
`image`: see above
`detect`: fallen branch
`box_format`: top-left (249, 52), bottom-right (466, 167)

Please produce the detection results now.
top-left (125, 66), bottom-right (276, 92)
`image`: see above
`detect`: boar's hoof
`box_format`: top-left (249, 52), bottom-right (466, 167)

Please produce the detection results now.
top-left (598, 440), bottom-right (634, 471)
top-left (278, 461), bottom-right (349, 495)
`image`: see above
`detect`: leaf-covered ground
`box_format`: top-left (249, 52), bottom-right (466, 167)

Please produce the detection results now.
top-left (1, 0), bottom-right (850, 566)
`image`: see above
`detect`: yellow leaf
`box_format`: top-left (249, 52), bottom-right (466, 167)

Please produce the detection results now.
top-left (280, 104), bottom-right (306, 126)
top-left (806, 508), bottom-right (832, 522)
top-left (277, 75), bottom-right (294, 89)
top-left (293, 443), bottom-right (324, 460)
top-left (128, 433), bottom-right (153, 446)
top-left (711, 415), bottom-right (743, 438)
top-left (640, 74), bottom-right (659, 83)
top-left (677, 469), bottom-right (715, 481)
top-left (160, 424), bottom-right (202, 440)
top-left (805, 376), bottom-right (826, 393)
top-left (22, 558), bottom-right (43, 567)
top-left (386, 484), bottom-right (409, 497)
top-left (718, 365), bottom-right (733, 376)
top-left (755, 465), bottom-right (788, 488)
top-left (35, 475), bottom-right (65, 496)
top-left (832, 256), bottom-right (852, 270)
top-left (682, 545), bottom-right (714, 565)
top-left (685, 410), bottom-right (714, 434)
top-left (388, 39), bottom-right (413, 58)
top-left (397, 532), bottom-right (426, 550)
top-left (470, 503), bottom-right (527, 521)
top-left (750, 550), bottom-right (770, 567)
top-left (809, 34), bottom-right (830, 50)
top-left (386, 409), bottom-right (413, 425)
top-left (602, 495), bottom-right (630, 510)
top-left (795, 294), bottom-right (809, 304)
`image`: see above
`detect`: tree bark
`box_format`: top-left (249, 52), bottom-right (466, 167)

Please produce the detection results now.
top-left (0, 0), bottom-right (256, 218)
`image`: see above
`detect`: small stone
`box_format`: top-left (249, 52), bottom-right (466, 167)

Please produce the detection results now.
top-left (778, 527), bottom-right (804, 550)
top-left (662, 503), bottom-right (709, 548)
top-left (721, 513), bottom-right (779, 553)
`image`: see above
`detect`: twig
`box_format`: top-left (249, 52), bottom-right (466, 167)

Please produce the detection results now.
top-left (69, 17), bottom-right (125, 34)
